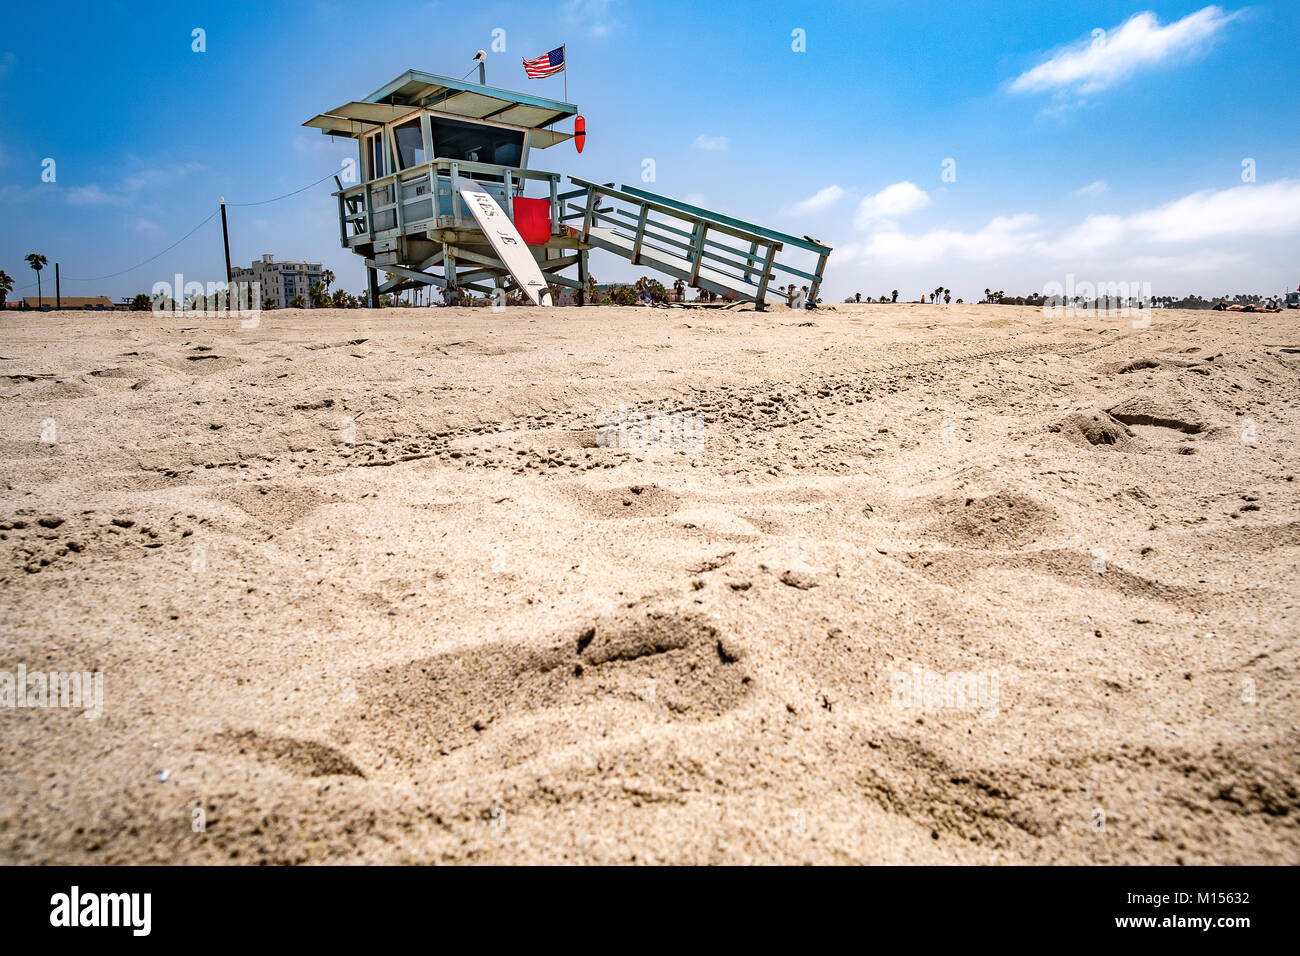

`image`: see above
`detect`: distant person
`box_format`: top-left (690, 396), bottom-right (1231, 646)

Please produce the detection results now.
top-left (1216, 300), bottom-right (1278, 313)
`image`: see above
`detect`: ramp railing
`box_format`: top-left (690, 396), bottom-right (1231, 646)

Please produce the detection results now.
top-left (558, 177), bottom-right (831, 304)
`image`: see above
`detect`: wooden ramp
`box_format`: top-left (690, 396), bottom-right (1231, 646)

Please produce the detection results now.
top-left (559, 178), bottom-right (831, 306)
top-left (578, 223), bottom-right (770, 302)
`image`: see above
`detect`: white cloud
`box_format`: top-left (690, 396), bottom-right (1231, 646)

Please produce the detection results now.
top-left (1130, 179), bottom-right (1300, 241)
top-left (693, 134), bottom-right (729, 152)
top-left (119, 162), bottom-right (203, 194)
top-left (859, 214), bottom-right (1041, 264)
top-left (854, 181), bottom-right (930, 230)
top-left (1047, 214), bottom-right (1127, 258)
top-left (134, 218), bottom-right (163, 236)
top-left (828, 179), bottom-right (1300, 301)
top-left (789, 184), bottom-right (845, 215)
top-left (1074, 179), bottom-right (1108, 197)
top-left (64, 185), bottom-right (116, 206)
top-left (1131, 251), bottom-right (1246, 273)
top-left (1010, 6), bottom-right (1238, 95)
top-left (57, 161), bottom-right (203, 208)
top-left (565, 0), bottom-right (616, 38)
top-left (0, 184), bottom-right (42, 202)
top-left (841, 179), bottom-right (1300, 270)
top-left (1050, 179), bottom-right (1300, 256)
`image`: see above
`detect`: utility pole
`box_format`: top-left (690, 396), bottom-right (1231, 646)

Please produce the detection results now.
top-left (220, 197), bottom-right (233, 289)
top-left (55, 262), bottom-right (61, 310)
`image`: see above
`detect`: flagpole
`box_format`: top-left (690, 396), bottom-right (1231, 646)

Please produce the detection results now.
top-left (563, 44), bottom-right (567, 103)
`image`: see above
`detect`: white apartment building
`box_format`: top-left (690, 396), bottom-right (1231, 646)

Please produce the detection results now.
top-left (230, 255), bottom-right (326, 308)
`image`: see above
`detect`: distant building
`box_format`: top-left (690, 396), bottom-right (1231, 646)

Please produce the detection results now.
top-left (230, 254), bottom-right (325, 308)
top-left (11, 295), bottom-right (115, 311)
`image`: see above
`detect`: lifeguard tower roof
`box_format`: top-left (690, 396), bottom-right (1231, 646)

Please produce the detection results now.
top-left (304, 69), bottom-right (577, 148)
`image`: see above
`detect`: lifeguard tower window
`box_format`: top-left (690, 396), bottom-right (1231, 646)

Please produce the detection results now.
top-left (430, 117), bottom-right (523, 181)
top-left (367, 133), bottom-right (386, 180)
top-left (394, 119), bottom-right (426, 170)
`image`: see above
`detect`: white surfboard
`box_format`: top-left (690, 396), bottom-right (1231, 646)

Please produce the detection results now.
top-left (456, 178), bottom-right (552, 307)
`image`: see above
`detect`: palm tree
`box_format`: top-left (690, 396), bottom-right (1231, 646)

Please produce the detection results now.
top-left (25, 253), bottom-right (47, 309)
top-left (586, 274), bottom-right (598, 305)
top-left (943, 288), bottom-right (951, 304)
top-left (321, 269), bottom-right (335, 291)
top-left (290, 294), bottom-right (306, 309)
top-left (0, 270), bottom-right (13, 310)
top-left (891, 289), bottom-right (898, 303)
top-left (673, 278), bottom-right (685, 302)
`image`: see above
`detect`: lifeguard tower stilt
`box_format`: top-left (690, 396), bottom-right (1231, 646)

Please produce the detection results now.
top-left (304, 67), bottom-right (831, 307)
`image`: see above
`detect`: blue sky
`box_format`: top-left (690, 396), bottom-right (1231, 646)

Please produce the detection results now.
top-left (2, 0), bottom-right (1297, 303)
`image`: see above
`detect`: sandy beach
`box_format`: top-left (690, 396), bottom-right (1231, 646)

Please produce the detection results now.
top-left (0, 301), bottom-right (1296, 864)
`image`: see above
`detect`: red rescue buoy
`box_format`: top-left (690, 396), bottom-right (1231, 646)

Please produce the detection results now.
top-left (574, 115), bottom-right (586, 154)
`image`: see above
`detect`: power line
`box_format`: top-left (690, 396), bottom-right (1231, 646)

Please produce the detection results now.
top-left (65, 210), bottom-right (219, 282)
top-left (6, 165), bottom-right (347, 293)
top-left (226, 167), bottom-right (345, 207)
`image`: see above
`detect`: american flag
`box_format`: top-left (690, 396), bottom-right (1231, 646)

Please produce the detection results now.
top-left (523, 46), bottom-right (565, 79)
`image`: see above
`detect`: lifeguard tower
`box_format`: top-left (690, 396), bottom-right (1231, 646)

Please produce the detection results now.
top-left (304, 64), bottom-right (831, 307)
